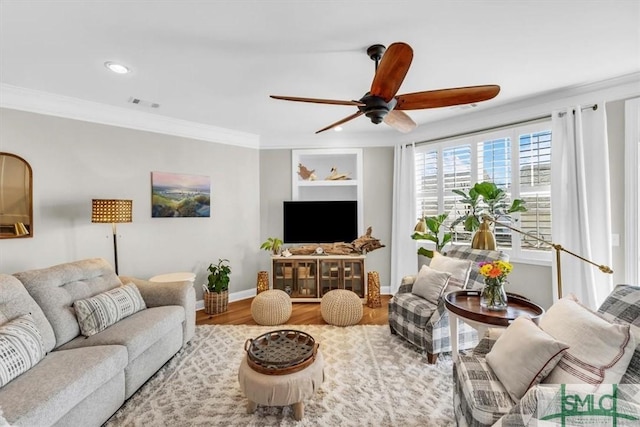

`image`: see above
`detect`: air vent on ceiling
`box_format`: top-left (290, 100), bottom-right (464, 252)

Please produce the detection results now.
top-left (127, 97), bottom-right (160, 108)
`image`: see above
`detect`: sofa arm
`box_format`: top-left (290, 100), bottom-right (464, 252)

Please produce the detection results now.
top-left (121, 276), bottom-right (196, 345)
top-left (471, 328), bottom-right (504, 356)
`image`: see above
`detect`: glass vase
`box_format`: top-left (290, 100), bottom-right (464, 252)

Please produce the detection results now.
top-left (480, 279), bottom-right (508, 311)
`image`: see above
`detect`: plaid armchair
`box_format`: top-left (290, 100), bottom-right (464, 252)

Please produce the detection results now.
top-left (453, 284), bottom-right (640, 427)
top-left (388, 246), bottom-right (508, 364)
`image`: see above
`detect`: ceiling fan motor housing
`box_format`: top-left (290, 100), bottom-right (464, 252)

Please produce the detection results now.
top-left (358, 93), bottom-right (396, 124)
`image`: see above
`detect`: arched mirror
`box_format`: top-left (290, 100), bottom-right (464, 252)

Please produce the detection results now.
top-left (0, 152), bottom-right (33, 238)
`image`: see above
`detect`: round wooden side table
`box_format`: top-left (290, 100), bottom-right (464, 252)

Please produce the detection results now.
top-left (444, 289), bottom-right (545, 361)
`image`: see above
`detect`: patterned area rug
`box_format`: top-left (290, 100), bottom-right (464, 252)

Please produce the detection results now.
top-left (104, 325), bottom-right (454, 426)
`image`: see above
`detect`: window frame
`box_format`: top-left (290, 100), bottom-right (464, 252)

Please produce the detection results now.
top-left (414, 120), bottom-right (553, 266)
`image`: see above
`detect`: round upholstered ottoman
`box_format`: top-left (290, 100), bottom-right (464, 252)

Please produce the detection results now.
top-left (321, 289), bottom-right (363, 326)
top-left (238, 350), bottom-right (324, 420)
top-left (251, 289), bottom-right (292, 325)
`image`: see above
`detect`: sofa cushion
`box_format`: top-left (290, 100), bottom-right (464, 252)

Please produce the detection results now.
top-left (58, 305), bottom-right (184, 362)
top-left (540, 297), bottom-right (636, 387)
top-left (455, 354), bottom-right (515, 426)
top-left (412, 265), bottom-right (451, 304)
top-left (486, 316), bottom-right (569, 402)
top-left (430, 251), bottom-right (472, 288)
top-left (0, 314), bottom-right (46, 388)
top-left (445, 246), bottom-right (509, 290)
top-left (0, 274), bottom-right (56, 353)
top-left (73, 282), bottom-right (146, 337)
top-left (14, 258), bottom-right (123, 348)
top-left (0, 344), bottom-right (127, 426)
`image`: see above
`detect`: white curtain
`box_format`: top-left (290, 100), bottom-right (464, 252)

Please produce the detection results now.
top-left (390, 143), bottom-right (417, 294)
top-left (551, 104), bottom-right (613, 308)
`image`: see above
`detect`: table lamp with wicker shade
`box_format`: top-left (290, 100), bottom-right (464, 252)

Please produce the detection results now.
top-left (92, 199), bottom-right (132, 275)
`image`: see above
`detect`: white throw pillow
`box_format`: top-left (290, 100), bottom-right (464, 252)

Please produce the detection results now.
top-left (0, 314), bottom-right (45, 388)
top-left (430, 251), bottom-right (472, 288)
top-left (411, 265), bottom-right (452, 304)
top-left (74, 282), bottom-right (147, 337)
top-left (486, 316), bottom-right (569, 401)
top-left (540, 297), bottom-right (636, 387)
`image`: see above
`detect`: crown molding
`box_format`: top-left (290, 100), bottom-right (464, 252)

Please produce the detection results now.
top-left (0, 84), bottom-right (260, 149)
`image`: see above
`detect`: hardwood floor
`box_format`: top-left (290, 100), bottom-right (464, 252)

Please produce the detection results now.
top-left (196, 295), bottom-right (391, 326)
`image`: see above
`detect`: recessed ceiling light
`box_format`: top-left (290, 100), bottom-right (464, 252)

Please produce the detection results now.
top-left (104, 61), bottom-right (130, 74)
top-left (334, 126), bottom-right (343, 132)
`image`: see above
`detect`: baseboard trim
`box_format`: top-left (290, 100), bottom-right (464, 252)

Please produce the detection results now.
top-left (196, 286), bottom-right (393, 311)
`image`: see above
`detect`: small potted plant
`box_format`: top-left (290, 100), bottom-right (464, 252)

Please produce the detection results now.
top-left (203, 258), bottom-right (231, 315)
top-left (260, 237), bottom-right (283, 255)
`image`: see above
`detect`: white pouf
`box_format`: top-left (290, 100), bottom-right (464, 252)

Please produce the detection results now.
top-left (238, 350), bottom-right (324, 421)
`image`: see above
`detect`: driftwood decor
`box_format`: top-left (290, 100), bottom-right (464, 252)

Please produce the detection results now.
top-left (287, 226), bottom-right (385, 256)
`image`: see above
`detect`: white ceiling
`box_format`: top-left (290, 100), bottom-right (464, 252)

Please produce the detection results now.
top-left (1, 0), bottom-right (639, 147)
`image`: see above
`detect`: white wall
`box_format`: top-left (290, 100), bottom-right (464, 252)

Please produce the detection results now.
top-left (0, 108), bottom-right (261, 302)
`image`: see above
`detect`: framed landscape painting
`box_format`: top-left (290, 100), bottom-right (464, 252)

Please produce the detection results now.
top-left (151, 171), bottom-right (210, 217)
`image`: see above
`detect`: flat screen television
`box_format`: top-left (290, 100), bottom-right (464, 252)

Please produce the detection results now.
top-left (283, 200), bottom-right (358, 244)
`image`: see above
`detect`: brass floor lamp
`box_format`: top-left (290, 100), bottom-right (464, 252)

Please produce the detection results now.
top-left (92, 199), bottom-right (133, 275)
top-left (482, 216), bottom-right (613, 299)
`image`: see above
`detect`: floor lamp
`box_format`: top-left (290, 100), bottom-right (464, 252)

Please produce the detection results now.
top-left (482, 216), bottom-right (613, 299)
top-left (92, 199), bottom-right (133, 275)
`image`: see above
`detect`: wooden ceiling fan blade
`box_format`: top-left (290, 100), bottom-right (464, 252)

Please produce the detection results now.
top-left (384, 110), bottom-right (417, 133)
top-left (395, 85), bottom-right (500, 110)
top-left (370, 42), bottom-right (413, 102)
top-left (270, 95), bottom-right (364, 107)
top-left (315, 111), bottom-right (364, 134)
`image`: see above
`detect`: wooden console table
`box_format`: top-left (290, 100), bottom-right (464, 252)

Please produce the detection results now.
top-left (444, 290), bottom-right (544, 362)
top-left (271, 255), bottom-right (365, 302)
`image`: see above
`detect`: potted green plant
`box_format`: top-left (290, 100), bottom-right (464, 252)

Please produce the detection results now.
top-left (203, 258), bottom-right (231, 315)
top-left (450, 181), bottom-right (527, 248)
top-left (411, 213), bottom-right (452, 258)
top-left (260, 237), bottom-right (283, 255)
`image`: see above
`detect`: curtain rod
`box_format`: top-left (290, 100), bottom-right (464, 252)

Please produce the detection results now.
top-left (415, 103), bottom-right (597, 146)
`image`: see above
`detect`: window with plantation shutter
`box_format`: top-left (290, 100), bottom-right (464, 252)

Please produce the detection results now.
top-left (414, 121), bottom-right (553, 263)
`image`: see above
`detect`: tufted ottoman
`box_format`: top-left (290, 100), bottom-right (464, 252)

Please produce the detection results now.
top-left (238, 350), bottom-right (325, 420)
top-left (321, 289), bottom-right (363, 326)
top-left (251, 289), bottom-right (292, 325)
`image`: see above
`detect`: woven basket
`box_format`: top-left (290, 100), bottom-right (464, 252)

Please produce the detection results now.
top-left (204, 290), bottom-right (229, 315)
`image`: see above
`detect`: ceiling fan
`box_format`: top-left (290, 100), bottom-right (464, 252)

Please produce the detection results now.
top-left (270, 42), bottom-right (500, 134)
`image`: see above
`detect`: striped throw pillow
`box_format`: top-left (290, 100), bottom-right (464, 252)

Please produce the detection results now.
top-left (73, 282), bottom-right (146, 337)
top-left (0, 314), bottom-right (46, 388)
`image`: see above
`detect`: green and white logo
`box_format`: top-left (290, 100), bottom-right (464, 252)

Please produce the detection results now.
top-left (535, 384), bottom-right (639, 426)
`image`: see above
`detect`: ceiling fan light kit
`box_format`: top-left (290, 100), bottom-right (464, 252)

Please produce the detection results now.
top-left (270, 42), bottom-right (500, 134)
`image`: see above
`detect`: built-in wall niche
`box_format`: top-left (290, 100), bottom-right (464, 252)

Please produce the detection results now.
top-left (291, 148), bottom-right (363, 236)
top-left (0, 152), bottom-right (33, 239)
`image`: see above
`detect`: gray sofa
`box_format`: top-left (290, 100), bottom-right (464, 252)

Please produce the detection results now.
top-left (0, 258), bottom-right (196, 426)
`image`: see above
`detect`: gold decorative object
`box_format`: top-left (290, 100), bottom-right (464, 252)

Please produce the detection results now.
top-left (471, 218), bottom-right (497, 250)
top-left (91, 199), bottom-right (133, 274)
top-left (482, 215), bottom-right (613, 299)
top-left (14, 222), bottom-right (29, 236)
top-left (257, 271), bottom-right (270, 294)
top-left (367, 271), bottom-right (381, 308)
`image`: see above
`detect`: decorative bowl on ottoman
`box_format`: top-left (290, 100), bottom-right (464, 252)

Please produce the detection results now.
top-left (251, 289), bottom-right (292, 325)
top-left (321, 289), bottom-right (363, 326)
